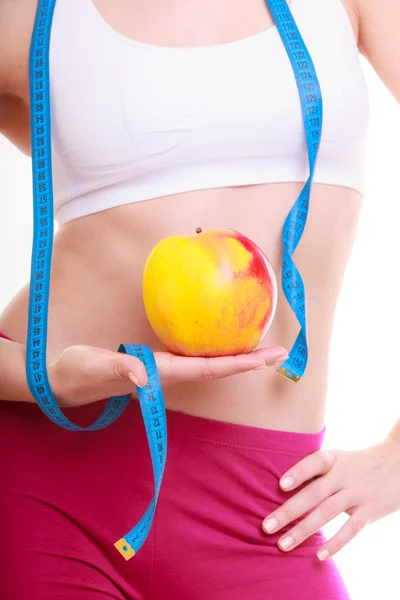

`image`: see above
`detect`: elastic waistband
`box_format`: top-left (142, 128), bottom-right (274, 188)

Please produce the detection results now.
top-left (168, 409), bottom-right (325, 455)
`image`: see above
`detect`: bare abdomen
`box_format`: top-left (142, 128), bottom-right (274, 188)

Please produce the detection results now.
top-left (0, 182), bottom-right (363, 432)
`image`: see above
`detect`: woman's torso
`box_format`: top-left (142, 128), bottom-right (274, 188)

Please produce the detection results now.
top-left (0, 0), bottom-right (366, 432)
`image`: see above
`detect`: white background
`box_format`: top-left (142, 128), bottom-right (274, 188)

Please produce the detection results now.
top-left (1, 56), bottom-right (399, 598)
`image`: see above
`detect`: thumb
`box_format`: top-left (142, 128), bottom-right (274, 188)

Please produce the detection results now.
top-left (107, 351), bottom-right (149, 388)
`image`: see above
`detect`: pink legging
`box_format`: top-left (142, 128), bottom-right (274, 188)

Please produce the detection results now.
top-left (0, 333), bottom-right (350, 599)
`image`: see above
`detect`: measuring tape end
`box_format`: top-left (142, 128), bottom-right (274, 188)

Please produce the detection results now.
top-left (114, 538), bottom-right (135, 560)
top-left (276, 367), bottom-right (301, 383)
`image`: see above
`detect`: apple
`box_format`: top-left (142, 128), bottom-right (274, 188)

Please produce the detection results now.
top-left (142, 228), bottom-right (277, 357)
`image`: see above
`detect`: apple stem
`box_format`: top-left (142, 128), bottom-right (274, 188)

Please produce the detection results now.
top-left (196, 227), bottom-right (202, 234)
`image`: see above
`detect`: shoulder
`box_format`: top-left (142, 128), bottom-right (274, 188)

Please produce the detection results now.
top-left (0, 0), bottom-right (38, 98)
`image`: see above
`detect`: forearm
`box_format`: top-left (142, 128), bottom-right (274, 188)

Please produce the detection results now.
top-left (0, 337), bottom-right (35, 402)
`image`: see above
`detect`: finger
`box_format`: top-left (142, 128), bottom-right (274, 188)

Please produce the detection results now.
top-left (108, 352), bottom-right (149, 388)
top-left (275, 490), bottom-right (347, 552)
top-left (316, 509), bottom-right (370, 561)
top-left (262, 475), bottom-right (338, 534)
top-left (278, 450), bottom-right (336, 491)
top-left (247, 346), bottom-right (289, 367)
top-left (156, 346), bottom-right (288, 383)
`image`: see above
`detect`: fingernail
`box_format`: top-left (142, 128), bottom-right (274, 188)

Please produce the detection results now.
top-left (280, 476), bottom-right (295, 489)
top-left (317, 549), bottom-right (329, 561)
top-left (279, 536), bottom-right (294, 550)
top-left (253, 365), bottom-right (268, 370)
top-left (274, 354), bottom-right (289, 366)
top-left (263, 517), bottom-right (278, 533)
top-left (128, 372), bottom-right (140, 386)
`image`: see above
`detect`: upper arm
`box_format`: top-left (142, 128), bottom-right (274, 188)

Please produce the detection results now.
top-left (0, 0), bottom-right (12, 95)
top-left (0, 94), bottom-right (31, 154)
top-left (0, 1), bottom-right (15, 138)
top-left (0, 0), bottom-right (35, 154)
top-left (357, 0), bottom-right (400, 102)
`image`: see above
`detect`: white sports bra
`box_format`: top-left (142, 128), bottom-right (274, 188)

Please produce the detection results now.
top-left (50, 0), bottom-right (370, 226)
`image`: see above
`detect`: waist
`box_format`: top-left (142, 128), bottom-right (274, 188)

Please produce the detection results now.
top-left (0, 183), bottom-right (363, 431)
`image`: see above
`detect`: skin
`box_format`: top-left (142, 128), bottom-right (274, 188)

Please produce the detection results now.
top-left (0, 0), bottom-right (399, 564)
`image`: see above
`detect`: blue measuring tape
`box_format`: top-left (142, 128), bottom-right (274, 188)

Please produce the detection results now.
top-left (25, 0), bottom-right (321, 560)
top-left (269, 0), bottom-right (323, 382)
top-left (26, 0), bottom-right (167, 560)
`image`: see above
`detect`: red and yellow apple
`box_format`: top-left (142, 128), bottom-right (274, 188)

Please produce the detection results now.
top-left (142, 228), bottom-right (277, 357)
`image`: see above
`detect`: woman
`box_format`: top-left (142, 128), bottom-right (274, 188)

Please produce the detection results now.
top-left (0, 0), bottom-right (399, 598)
